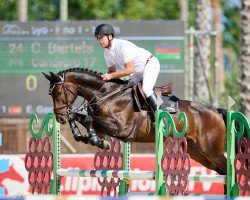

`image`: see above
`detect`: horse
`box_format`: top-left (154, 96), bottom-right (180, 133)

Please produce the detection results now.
top-left (42, 68), bottom-right (227, 179)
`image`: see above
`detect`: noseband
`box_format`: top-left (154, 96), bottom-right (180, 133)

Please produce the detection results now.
top-left (49, 81), bottom-right (77, 118)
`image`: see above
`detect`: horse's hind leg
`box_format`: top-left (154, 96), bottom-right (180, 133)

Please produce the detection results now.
top-left (188, 139), bottom-right (227, 194)
top-left (188, 138), bottom-right (227, 175)
top-left (206, 153), bottom-right (227, 175)
top-left (197, 134), bottom-right (228, 194)
top-left (187, 139), bottom-right (219, 171)
top-left (196, 138), bottom-right (227, 175)
top-left (207, 153), bottom-right (227, 195)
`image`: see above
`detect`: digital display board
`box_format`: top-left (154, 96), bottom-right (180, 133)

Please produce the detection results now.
top-left (0, 20), bottom-right (184, 117)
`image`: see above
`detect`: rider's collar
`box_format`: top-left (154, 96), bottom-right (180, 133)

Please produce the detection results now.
top-left (108, 38), bottom-right (116, 51)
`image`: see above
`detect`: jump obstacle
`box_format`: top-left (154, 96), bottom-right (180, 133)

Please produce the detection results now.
top-left (25, 110), bottom-right (250, 197)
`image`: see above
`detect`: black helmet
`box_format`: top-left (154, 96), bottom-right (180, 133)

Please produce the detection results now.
top-left (95, 24), bottom-right (115, 37)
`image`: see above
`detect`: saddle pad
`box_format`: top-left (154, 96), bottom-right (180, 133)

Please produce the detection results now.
top-left (159, 95), bottom-right (178, 113)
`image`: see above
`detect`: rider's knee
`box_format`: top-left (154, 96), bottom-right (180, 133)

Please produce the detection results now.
top-left (142, 85), bottom-right (153, 98)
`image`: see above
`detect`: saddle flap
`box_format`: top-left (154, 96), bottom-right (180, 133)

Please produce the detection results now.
top-left (154, 82), bottom-right (173, 95)
top-left (132, 82), bottom-right (178, 114)
top-left (132, 84), bottom-right (148, 111)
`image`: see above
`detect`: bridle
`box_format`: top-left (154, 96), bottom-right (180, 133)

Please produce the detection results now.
top-left (49, 73), bottom-right (133, 120)
top-left (49, 81), bottom-right (78, 119)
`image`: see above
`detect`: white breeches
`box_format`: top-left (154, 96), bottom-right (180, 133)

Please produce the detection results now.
top-left (131, 57), bottom-right (160, 97)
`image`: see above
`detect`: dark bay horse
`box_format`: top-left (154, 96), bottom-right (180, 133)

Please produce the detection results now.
top-left (43, 68), bottom-right (227, 177)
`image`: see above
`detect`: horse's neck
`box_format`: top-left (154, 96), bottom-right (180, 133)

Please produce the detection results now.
top-left (78, 81), bottom-right (123, 102)
top-left (66, 71), bottom-right (125, 101)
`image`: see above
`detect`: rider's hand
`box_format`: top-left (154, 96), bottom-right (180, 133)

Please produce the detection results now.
top-left (101, 73), bottom-right (113, 81)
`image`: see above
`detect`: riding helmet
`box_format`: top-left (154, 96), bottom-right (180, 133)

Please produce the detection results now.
top-left (95, 24), bottom-right (115, 37)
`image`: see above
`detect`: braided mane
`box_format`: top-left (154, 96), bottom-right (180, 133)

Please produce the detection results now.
top-left (58, 67), bottom-right (128, 85)
top-left (58, 67), bottom-right (101, 77)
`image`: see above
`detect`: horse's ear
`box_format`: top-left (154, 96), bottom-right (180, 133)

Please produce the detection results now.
top-left (49, 71), bottom-right (62, 83)
top-left (42, 72), bottom-right (52, 82)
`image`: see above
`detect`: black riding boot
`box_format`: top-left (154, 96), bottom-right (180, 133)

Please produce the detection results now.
top-left (146, 94), bottom-right (157, 112)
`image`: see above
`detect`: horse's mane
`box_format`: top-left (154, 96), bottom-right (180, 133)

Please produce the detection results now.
top-left (58, 67), bottom-right (101, 77)
top-left (58, 68), bottom-right (128, 85)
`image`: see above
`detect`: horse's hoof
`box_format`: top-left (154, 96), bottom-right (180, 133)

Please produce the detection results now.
top-left (102, 140), bottom-right (110, 150)
top-left (95, 140), bottom-right (110, 150)
top-left (89, 135), bottom-right (110, 150)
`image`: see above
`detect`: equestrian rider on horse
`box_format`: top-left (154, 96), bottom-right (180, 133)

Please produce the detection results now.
top-left (95, 23), bottom-right (160, 112)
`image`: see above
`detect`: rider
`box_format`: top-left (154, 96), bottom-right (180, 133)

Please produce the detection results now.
top-left (94, 23), bottom-right (160, 112)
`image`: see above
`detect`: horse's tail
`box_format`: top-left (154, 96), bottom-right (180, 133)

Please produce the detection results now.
top-left (217, 108), bottom-right (248, 139)
top-left (217, 107), bottom-right (242, 130)
top-left (217, 108), bottom-right (227, 126)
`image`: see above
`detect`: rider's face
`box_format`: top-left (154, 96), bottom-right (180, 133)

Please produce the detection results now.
top-left (96, 34), bottom-right (111, 48)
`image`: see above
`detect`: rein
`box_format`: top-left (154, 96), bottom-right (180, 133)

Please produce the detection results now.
top-left (87, 83), bottom-right (132, 111)
top-left (50, 81), bottom-right (77, 118)
top-left (50, 72), bottom-right (132, 119)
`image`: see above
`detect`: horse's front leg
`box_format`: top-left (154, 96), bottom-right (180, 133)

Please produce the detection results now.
top-left (68, 113), bottom-right (89, 144)
top-left (84, 116), bottom-right (110, 150)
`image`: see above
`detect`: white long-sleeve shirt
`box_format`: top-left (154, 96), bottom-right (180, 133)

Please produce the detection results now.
top-left (104, 38), bottom-right (152, 81)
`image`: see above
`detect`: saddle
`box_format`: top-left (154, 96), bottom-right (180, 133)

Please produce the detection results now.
top-left (132, 82), bottom-right (179, 113)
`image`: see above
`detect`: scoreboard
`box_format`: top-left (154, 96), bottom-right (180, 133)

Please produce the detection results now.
top-left (0, 20), bottom-right (184, 117)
